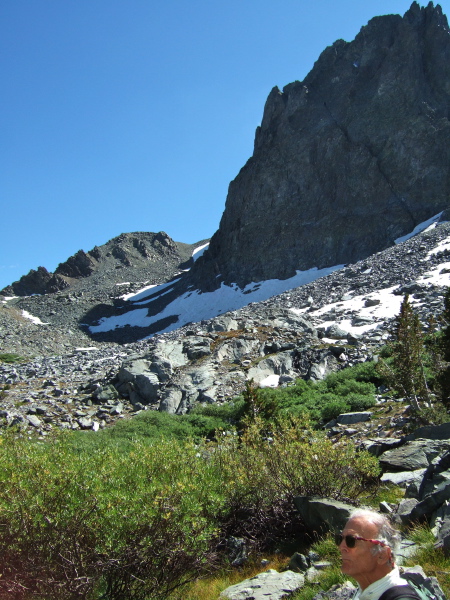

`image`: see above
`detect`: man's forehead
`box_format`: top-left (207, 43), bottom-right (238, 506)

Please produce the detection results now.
top-left (344, 516), bottom-right (380, 536)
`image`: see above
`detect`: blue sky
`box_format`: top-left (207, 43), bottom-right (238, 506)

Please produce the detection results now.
top-left (1, 0), bottom-right (447, 291)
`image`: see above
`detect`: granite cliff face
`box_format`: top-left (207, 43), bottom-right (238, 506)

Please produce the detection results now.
top-left (193, 2), bottom-right (450, 289)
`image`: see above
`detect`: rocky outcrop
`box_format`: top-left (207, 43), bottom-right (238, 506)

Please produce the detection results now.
top-left (192, 2), bottom-right (450, 289)
top-left (55, 250), bottom-right (97, 278)
top-left (1, 266), bottom-right (54, 296)
top-left (1, 231), bottom-right (205, 297)
top-left (112, 314), bottom-right (319, 413)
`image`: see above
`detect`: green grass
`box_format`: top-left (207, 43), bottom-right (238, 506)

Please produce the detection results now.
top-left (68, 408), bottom-right (230, 451)
top-left (0, 352), bottom-right (25, 363)
top-left (402, 523), bottom-right (450, 598)
top-left (359, 482), bottom-right (405, 509)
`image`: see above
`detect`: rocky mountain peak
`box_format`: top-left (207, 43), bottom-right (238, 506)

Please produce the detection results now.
top-left (2, 231), bottom-right (201, 297)
top-left (191, 1), bottom-right (450, 290)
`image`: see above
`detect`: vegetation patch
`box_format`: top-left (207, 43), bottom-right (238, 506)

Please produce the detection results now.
top-left (0, 416), bottom-right (378, 599)
top-left (233, 361), bottom-right (380, 425)
top-left (0, 352), bottom-right (25, 364)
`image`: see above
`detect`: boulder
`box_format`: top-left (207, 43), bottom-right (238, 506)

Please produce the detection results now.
top-left (380, 468), bottom-right (427, 489)
top-left (183, 337), bottom-right (211, 360)
top-left (154, 341), bottom-right (188, 368)
top-left (215, 338), bottom-right (259, 363)
top-left (400, 566), bottom-right (447, 600)
top-left (247, 352), bottom-right (294, 385)
top-left (227, 537), bottom-right (248, 567)
top-left (26, 415), bottom-right (41, 428)
top-left (207, 316), bottom-right (239, 332)
top-left (289, 552), bottom-right (310, 572)
top-left (405, 422), bottom-right (450, 441)
top-left (394, 498), bottom-right (419, 524)
top-left (337, 412), bottom-right (372, 425)
top-left (431, 501), bottom-right (450, 543)
top-left (380, 441), bottom-right (450, 472)
top-left (293, 497), bottom-right (353, 533)
top-left (361, 437), bottom-right (404, 457)
top-left (326, 324), bottom-right (350, 340)
top-left (220, 570), bottom-right (305, 600)
top-left (150, 358), bottom-right (172, 382)
top-left (311, 581), bottom-right (356, 600)
top-left (409, 482), bottom-right (450, 523)
top-left (159, 388), bottom-right (183, 414)
top-left (117, 359), bottom-right (160, 404)
top-left (307, 357), bottom-right (330, 381)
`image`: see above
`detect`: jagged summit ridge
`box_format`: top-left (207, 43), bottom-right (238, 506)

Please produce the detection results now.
top-left (2, 231), bottom-right (200, 297)
top-left (192, 1), bottom-right (450, 289)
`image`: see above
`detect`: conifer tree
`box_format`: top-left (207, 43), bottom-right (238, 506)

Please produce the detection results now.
top-left (438, 287), bottom-right (450, 404)
top-left (380, 294), bottom-right (428, 410)
top-left (242, 379), bottom-right (278, 424)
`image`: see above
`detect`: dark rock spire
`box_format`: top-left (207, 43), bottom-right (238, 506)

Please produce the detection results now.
top-left (191, 2), bottom-right (450, 289)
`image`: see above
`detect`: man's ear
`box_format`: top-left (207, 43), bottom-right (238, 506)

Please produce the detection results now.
top-left (377, 546), bottom-right (392, 565)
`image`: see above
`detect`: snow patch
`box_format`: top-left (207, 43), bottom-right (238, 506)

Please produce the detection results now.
top-left (292, 250), bottom-right (450, 340)
top-left (21, 310), bottom-right (49, 325)
top-left (426, 235), bottom-right (450, 258)
top-left (259, 374), bottom-right (280, 388)
top-left (89, 264), bottom-right (344, 336)
top-left (192, 243), bottom-right (209, 261)
top-left (292, 286), bottom-right (404, 335)
top-left (395, 212), bottom-right (442, 244)
top-left (120, 278), bottom-right (181, 302)
top-left (417, 262), bottom-right (450, 287)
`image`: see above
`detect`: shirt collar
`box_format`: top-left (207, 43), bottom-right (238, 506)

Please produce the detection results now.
top-left (358, 567), bottom-right (406, 600)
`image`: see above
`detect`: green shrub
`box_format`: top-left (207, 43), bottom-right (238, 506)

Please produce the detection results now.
top-left (345, 393), bottom-right (377, 412)
top-left (243, 364), bottom-right (377, 426)
top-left (323, 361), bottom-right (382, 386)
top-left (321, 399), bottom-right (350, 421)
top-left (0, 432), bottom-right (222, 600)
top-left (191, 399), bottom-right (245, 424)
top-left (212, 417), bottom-right (380, 548)
top-left (0, 417), bottom-right (380, 598)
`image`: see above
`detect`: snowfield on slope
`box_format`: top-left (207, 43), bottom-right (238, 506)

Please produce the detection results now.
top-left (89, 264), bottom-right (343, 336)
top-left (89, 215), bottom-right (449, 339)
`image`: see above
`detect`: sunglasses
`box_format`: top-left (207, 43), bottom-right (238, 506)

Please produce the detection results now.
top-left (334, 533), bottom-right (387, 548)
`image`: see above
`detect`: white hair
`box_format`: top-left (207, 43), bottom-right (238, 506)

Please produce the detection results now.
top-left (348, 508), bottom-right (401, 556)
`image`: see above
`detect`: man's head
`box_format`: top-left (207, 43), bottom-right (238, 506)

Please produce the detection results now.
top-left (337, 509), bottom-right (401, 590)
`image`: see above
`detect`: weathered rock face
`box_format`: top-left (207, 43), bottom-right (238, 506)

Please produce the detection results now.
top-left (193, 2), bottom-right (450, 288)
